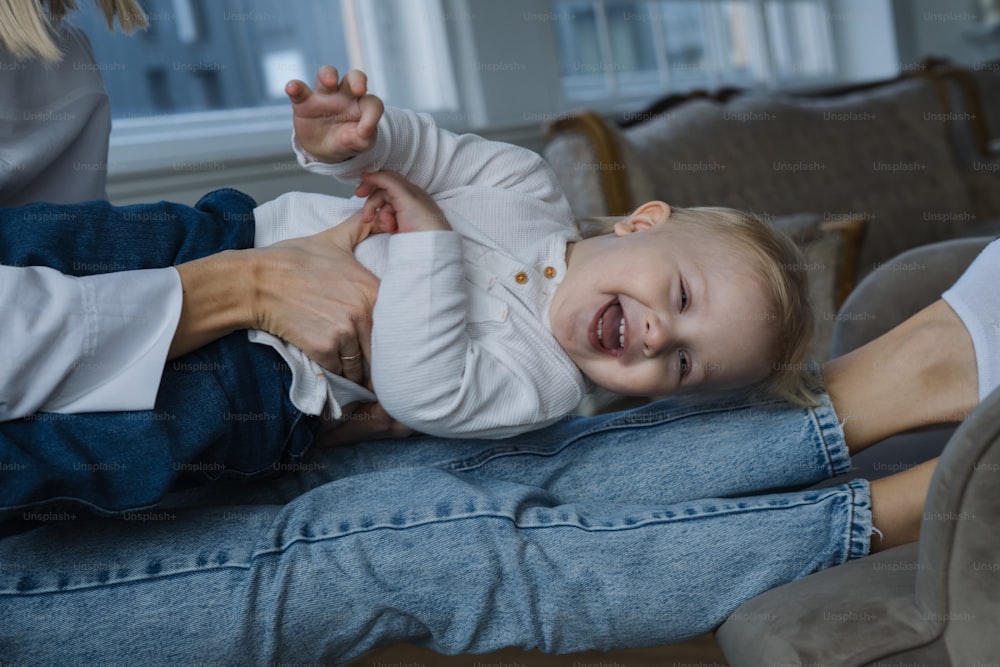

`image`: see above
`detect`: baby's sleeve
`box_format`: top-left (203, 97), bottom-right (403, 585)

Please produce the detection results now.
top-left (293, 107), bottom-right (565, 204)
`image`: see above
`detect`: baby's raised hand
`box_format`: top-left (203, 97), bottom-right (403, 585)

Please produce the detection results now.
top-left (286, 66), bottom-right (384, 164)
top-left (356, 171), bottom-right (452, 234)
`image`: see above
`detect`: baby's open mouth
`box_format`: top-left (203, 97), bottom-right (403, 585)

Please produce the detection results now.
top-left (593, 299), bottom-right (626, 354)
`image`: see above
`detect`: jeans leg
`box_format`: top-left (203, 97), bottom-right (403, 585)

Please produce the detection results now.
top-left (0, 189), bottom-right (322, 515)
top-left (0, 331), bottom-right (319, 516)
top-left (174, 386), bottom-right (849, 510)
top-left (0, 188), bottom-right (257, 273)
top-left (0, 465), bottom-right (872, 664)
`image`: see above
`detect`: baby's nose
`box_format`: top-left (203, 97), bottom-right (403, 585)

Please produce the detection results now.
top-left (643, 314), bottom-right (671, 357)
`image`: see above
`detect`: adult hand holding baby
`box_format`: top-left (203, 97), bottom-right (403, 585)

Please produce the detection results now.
top-left (248, 209), bottom-right (380, 382)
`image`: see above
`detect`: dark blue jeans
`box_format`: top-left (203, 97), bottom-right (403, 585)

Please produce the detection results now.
top-left (0, 190), bottom-right (320, 516)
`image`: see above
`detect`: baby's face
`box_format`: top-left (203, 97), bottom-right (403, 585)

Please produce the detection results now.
top-left (549, 219), bottom-right (778, 397)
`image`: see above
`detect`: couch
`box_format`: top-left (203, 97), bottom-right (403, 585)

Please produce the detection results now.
top-left (714, 236), bottom-right (999, 665)
top-left (350, 62), bottom-right (1000, 667)
top-left (537, 60), bottom-right (1000, 665)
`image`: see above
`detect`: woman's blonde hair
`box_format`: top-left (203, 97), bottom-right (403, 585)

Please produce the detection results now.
top-left (0, 0), bottom-right (146, 61)
top-left (578, 206), bottom-right (818, 407)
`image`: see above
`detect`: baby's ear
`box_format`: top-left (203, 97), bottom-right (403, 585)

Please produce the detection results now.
top-left (614, 201), bottom-right (672, 237)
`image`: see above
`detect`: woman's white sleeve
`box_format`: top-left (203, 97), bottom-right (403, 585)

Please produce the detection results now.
top-left (0, 265), bottom-right (182, 420)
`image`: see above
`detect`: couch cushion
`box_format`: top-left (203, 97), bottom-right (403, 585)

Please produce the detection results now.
top-left (613, 78), bottom-right (977, 277)
top-left (542, 119), bottom-right (611, 218)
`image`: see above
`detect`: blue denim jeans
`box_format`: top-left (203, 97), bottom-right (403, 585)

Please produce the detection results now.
top-left (0, 190), bottom-right (319, 515)
top-left (0, 389), bottom-right (872, 664)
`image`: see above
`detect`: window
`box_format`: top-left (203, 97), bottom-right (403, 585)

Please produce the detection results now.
top-left (73, 0), bottom-right (353, 119)
top-left (70, 0), bottom-right (459, 172)
top-left (73, 0), bottom-right (461, 118)
top-left (66, 0), bottom-right (865, 190)
top-left (551, 0), bottom-right (837, 101)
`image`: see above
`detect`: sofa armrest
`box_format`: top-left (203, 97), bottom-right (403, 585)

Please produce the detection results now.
top-left (716, 542), bottom-right (948, 666)
top-left (543, 111), bottom-right (635, 217)
top-left (830, 237), bottom-right (992, 357)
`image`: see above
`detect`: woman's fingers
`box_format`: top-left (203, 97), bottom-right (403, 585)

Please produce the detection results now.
top-left (338, 350), bottom-right (366, 385)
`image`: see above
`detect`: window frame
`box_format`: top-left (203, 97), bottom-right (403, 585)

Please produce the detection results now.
top-left (102, 0), bottom-right (874, 188)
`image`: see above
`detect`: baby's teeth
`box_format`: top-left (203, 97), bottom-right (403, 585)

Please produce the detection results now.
top-left (597, 318), bottom-right (603, 339)
top-left (618, 319), bottom-right (625, 348)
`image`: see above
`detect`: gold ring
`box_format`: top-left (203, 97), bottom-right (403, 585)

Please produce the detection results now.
top-left (340, 352), bottom-right (362, 362)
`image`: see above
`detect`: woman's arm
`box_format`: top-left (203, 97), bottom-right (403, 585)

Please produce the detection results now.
top-left (0, 265), bottom-right (181, 419)
top-left (0, 215), bottom-right (379, 421)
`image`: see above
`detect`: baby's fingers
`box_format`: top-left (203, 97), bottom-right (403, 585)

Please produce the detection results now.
top-left (360, 190), bottom-right (398, 233)
top-left (354, 181), bottom-right (375, 199)
top-left (340, 69), bottom-right (368, 98)
top-left (360, 188), bottom-right (387, 220)
top-left (314, 65), bottom-right (341, 94)
top-left (284, 78), bottom-right (311, 103)
top-left (356, 94), bottom-right (384, 140)
top-left (359, 170), bottom-right (411, 195)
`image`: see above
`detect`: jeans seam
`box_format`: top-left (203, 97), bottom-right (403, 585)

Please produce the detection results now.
top-left (845, 478), bottom-right (873, 560)
top-left (246, 489), bottom-right (862, 559)
top-left (1, 488), bottom-right (861, 596)
top-left (445, 398), bottom-right (793, 473)
top-left (809, 393), bottom-right (852, 478)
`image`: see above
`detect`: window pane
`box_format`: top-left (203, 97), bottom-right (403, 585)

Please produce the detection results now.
top-left (553, 0), bottom-right (838, 101)
top-left (552, 0), bottom-right (608, 98)
top-left (659, 0), bottom-right (709, 79)
top-left (765, 0), bottom-right (835, 81)
top-left (72, 0), bottom-right (350, 119)
top-left (605, 1), bottom-right (657, 73)
top-left (605, 1), bottom-right (662, 93)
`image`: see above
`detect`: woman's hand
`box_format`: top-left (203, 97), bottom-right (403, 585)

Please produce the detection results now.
top-left (250, 211), bottom-right (380, 381)
top-left (171, 211), bottom-right (380, 385)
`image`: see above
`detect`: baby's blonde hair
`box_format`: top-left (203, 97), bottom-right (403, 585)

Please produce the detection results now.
top-left (0, 0), bottom-right (146, 61)
top-left (579, 206), bottom-right (817, 407)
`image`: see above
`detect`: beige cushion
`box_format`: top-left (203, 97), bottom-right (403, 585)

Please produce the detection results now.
top-left (547, 77), bottom-right (979, 279)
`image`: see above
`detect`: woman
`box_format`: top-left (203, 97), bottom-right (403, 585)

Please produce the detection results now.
top-left (0, 0), bottom-right (379, 420)
top-left (1, 0), bottom-right (994, 662)
top-left (0, 252), bottom-right (993, 662)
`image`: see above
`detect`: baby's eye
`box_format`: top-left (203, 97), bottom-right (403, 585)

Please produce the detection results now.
top-left (680, 284), bottom-right (689, 312)
top-left (679, 351), bottom-right (690, 377)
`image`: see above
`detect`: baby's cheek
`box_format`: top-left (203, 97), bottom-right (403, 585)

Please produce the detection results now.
top-left (627, 362), bottom-right (676, 397)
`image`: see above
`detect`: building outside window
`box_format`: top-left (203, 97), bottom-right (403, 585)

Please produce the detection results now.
top-left (551, 0), bottom-right (837, 101)
top-left (66, 0), bottom-right (865, 193)
top-left (74, 0), bottom-right (839, 124)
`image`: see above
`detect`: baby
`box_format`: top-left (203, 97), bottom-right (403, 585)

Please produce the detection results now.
top-left (0, 65), bottom-right (815, 513)
top-left (250, 66), bottom-right (815, 441)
